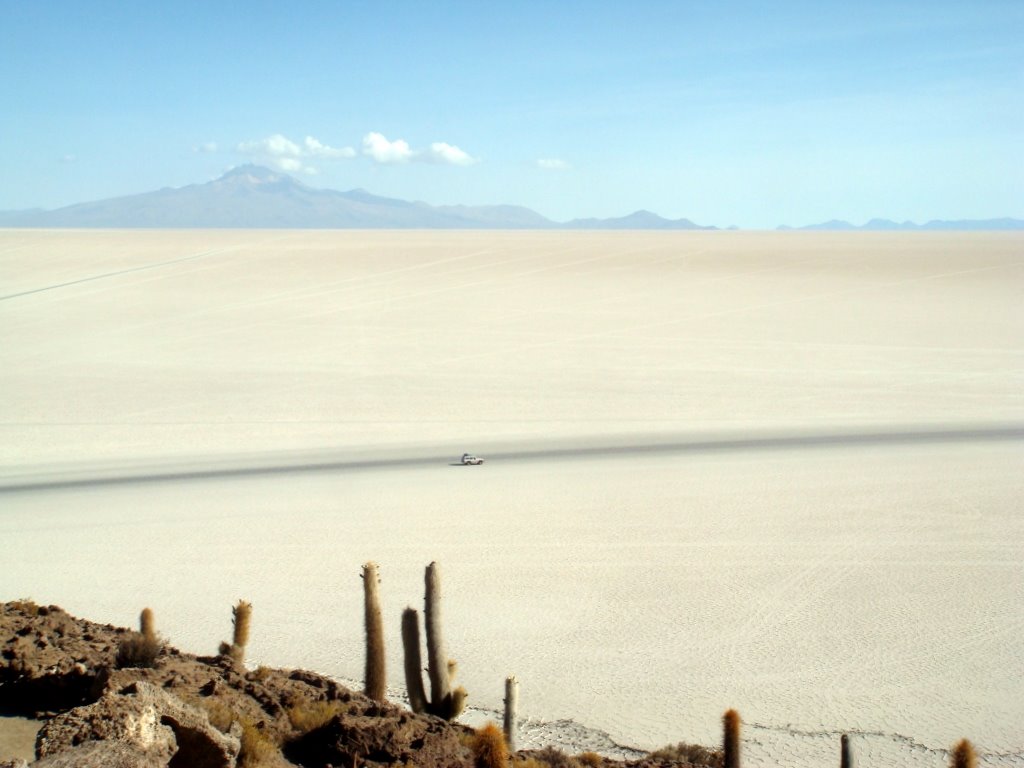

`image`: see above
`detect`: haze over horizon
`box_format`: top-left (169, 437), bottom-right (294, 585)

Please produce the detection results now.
top-left (3, 1), bottom-right (1021, 229)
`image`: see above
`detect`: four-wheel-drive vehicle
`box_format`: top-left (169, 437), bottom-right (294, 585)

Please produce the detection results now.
top-left (460, 453), bottom-right (484, 465)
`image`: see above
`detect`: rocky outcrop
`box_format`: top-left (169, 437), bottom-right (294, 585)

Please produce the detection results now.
top-left (285, 702), bottom-right (468, 767)
top-left (36, 682), bottom-right (239, 768)
top-left (2, 601), bottom-right (717, 768)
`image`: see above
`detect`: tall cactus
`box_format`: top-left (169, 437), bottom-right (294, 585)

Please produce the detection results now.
top-left (840, 734), bottom-right (852, 768)
top-left (425, 561), bottom-right (452, 710)
top-left (400, 562), bottom-right (467, 720)
top-left (723, 709), bottom-right (741, 768)
top-left (951, 739), bottom-right (976, 768)
top-left (401, 607), bottom-right (428, 714)
top-left (504, 675), bottom-right (519, 753)
top-left (362, 562), bottom-right (387, 702)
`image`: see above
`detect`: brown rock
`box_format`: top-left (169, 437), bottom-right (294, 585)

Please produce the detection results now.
top-left (37, 681), bottom-right (239, 768)
top-left (32, 740), bottom-right (167, 768)
top-left (285, 707), bottom-right (471, 768)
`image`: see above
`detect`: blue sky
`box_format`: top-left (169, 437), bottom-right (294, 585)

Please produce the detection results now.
top-left (3, 1), bottom-right (1021, 227)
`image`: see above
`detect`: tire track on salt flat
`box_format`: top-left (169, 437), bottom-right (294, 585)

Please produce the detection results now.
top-left (0, 236), bottom-right (290, 302)
top-left (1, 424), bottom-right (1021, 493)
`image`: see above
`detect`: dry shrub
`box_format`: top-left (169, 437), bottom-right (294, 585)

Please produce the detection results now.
top-left (473, 722), bottom-right (508, 768)
top-left (577, 752), bottom-right (603, 767)
top-left (286, 700), bottom-right (343, 734)
top-left (115, 631), bottom-right (160, 668)
top-left (650, 742), bottom-right (721, 766)
top-left (250, 665), bottom-right (273, 682)
top-left (525, 747), bottom-right (578, 768)
top-left (194, 697), bottom-right (237, 733)
top-left (239, 719), bottom-right (279, 768)
top-left (10, 598), bottom-right (40, 617)
top-left (513, 760), bottom-right (550, 768)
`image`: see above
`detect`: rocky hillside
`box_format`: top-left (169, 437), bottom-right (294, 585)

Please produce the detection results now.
top-left (0, 601), bottom-right (719, 768)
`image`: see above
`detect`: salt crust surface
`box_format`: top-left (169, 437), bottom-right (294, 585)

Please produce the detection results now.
top-left (2, 229), bottom-right (1022, 767)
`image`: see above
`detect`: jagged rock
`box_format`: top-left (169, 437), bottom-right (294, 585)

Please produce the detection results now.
top-left (36, 681), bottom-right (240, 768)
top-left (285, 707), bottom-right (471, 768)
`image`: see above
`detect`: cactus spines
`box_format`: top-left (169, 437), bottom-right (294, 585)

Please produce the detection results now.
top-left (425, 561), bottom-right (452, 710)
top-left (723, 709), bottom-right (741, 768)
top-left (401, 607), bottom-right (428, 714)
top-left (503, 675), bottom-right (519, 753)
top-left (840, 734), bottom-right (852, 768)
top-left (362, 562), bottom-right (387, 702)
top-left (952, 739), bottom-right (976, 768)
top-left (139, 607), bottom-right (156, 642)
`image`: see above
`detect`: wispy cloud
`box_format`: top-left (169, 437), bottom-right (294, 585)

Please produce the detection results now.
top-left (304, 136), bottom-right (356, 159)
top-left (362, 132), bottom-right (478, 166)
top-left (237, 133), bottom-right (354, 174)
top-left (536, 158), bottom-right (570, 171)
top-left (195, 141), bottom-right (218, 154)
top-left (426, 141), bottom-right (477, 166)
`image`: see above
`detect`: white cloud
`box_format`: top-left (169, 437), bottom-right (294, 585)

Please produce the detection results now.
top-left (195, 141), bottom-right (218, 154)
top-left (362, 132), bottom-right (478, 166)
top-left (362, 132), bottom-right (414, 164)
top-left (536, 158), bottom-right (570, 171)
top-left (238, 133), bottom-right (302, 158)
top-left (304, 136), bottom-right (356, 158)
top-left (236, 133), bottom-right (354, 174)
top-left (426, 141), bottom-right (478, 166)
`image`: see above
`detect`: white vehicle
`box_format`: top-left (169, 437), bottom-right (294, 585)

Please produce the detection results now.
top-left (460, 453), bottom-right (485, 465)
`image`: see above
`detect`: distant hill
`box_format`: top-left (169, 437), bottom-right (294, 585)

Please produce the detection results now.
top-left (0, 165), bottom-right (707, 230)
top-left (563, 209), bottom-right (714, 230)
top-left (780, 217), bottom-right (1024, 231)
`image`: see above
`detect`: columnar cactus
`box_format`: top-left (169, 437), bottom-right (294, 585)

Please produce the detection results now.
top-left (219, 599), bottom-right (252, 666)
top-left (425, 561), bottom-right (452, 709)
top-left (401, 607), bottom-right (428, 714)
top-left (362, 562), bottom-right (387, 702)
top-left (400, 562), bottom-right (467, 720)
top-left (139, 607), bottom-right (156, 643)
top-left (840, 734), bottom-right (852, 768)
top-left (723, 709), bottom-right (741, 768)
top-left (504, 675), bottom-right (519, 753)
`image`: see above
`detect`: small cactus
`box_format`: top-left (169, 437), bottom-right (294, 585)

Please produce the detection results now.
top-left (140, 607), bottom-right (156, 642)
top-left (504, 675), bottom-right (519, 753)
top-left (723, 709), bottom-right (741, 768)
top-left (362, 562), bottom-right (387, 702)
top-left (951, 739), bottom-right (976, 768)
top-left (221, 599), bottom-right (252, 666)
top-left (472, 722), bottom-right (508, 768)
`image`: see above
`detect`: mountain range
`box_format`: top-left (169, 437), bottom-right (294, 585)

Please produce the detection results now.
top-left (0, 165), bottom-right (1020, 230)
top-left (0, 165), bottom-right (713, 230)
